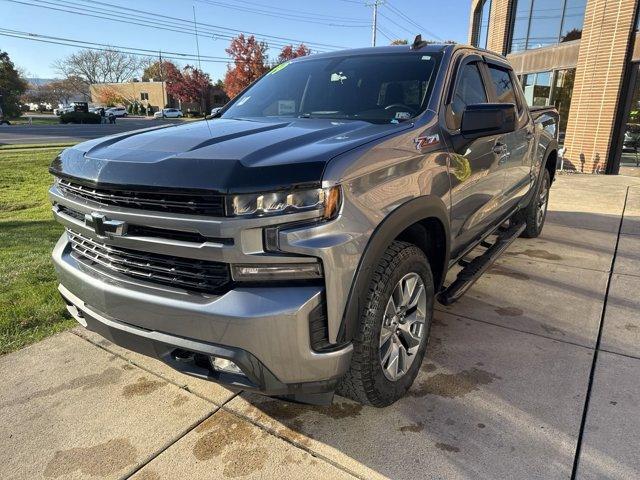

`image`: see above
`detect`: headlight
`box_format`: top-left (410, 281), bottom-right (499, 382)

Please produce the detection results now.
top-left (230, 186), bottom-right (341, 219)
top-left (231, 262), bottom-right (323, 282)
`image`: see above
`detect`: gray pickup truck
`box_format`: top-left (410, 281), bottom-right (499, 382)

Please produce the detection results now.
top-left (50, 39), bottom-right (558, 406)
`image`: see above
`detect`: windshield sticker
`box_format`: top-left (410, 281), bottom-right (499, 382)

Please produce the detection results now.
top-left (269, 61), bottom-right (290, 75)
top-left (237, 96), bottom-right (251, 106)
top-left (278, 100), bottom-right (296, 115)
top-left (330, 72), bottom-right (348, 83)
top-left (395, 111), bottom-right (411, 120)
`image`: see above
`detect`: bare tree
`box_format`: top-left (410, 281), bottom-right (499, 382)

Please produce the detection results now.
top-left (53, 49), bottom-right (144, 86)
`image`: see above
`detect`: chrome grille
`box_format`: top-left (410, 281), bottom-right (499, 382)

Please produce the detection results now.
top-left (56, 178), bottom-right (226, 216)
top-left (67, 230), bottom-right (230, 293)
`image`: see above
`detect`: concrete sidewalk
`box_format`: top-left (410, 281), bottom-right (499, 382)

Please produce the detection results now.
top-left (1, 175), bottom-right (639, 479)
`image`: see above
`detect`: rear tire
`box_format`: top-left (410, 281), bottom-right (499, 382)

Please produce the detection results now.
top-left (337, 241), bottom-right (434, 407)
top-left (517, 168), bottom-right (551, 238)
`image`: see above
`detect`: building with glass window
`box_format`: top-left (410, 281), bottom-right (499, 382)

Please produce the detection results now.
top-left (469, 0), bottom-right (640, 175)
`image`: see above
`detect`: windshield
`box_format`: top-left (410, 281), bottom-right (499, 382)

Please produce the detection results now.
top-left (221, 52), bottom-right (442, 124)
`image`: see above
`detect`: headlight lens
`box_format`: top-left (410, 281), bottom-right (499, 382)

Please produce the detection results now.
top-left (229, 186), bottom-right (340, 219)
top-left (232, 263), bottom-right (323, 282)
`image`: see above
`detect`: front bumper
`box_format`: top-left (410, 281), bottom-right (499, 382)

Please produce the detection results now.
top-left (53, 235), bottom-right (352, 396)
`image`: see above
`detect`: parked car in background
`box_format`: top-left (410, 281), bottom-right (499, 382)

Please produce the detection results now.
top-left (50, 41), bottom-right (558, 407)
top-left (104, 107), bottom-right (127, 117)
top-left (154, 108), bottom-right (183, 119)
top-left (0, 105), bottom-right (8, 125)
top-left (54, 106), bottom-right (74, 116)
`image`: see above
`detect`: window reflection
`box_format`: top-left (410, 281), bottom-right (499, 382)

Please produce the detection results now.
top-left (509, 0), bottom-right (587, 53)
top-left (518, 68), bottom-right (575, 140)
top-left (619, 65), bottom-right (640, 174)
top-left (474, 0), bottom-right (492, 48)
top-left (522, 71), bottom-right (551, 106)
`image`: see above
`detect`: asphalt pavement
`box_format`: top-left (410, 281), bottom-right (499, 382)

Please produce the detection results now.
top-left (0, 117), bottom-right (184, 145)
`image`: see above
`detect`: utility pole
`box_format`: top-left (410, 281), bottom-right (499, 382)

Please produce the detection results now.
top-left (192, 5), bottom-right (202, 70)
top-left (192, 5), bottom-right (205, 115)
top-left (158, 50), bottom-right (166, 110)
top-left (369, 0), bottom-right (384, 47)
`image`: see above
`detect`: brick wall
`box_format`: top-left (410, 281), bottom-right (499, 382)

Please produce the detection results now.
top-left (469, 0), bottom-right (513, 54)
top-left (563, 0), bottom-right (638, 173)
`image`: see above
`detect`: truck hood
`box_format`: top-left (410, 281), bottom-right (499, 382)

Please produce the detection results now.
top-left (51, 117), bottom-right (411, 193)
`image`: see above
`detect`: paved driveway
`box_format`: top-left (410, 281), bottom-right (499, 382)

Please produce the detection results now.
top-left (1, 175), bottom-right (639, 479)
top-left (0, 118), bottom-right (183, 145)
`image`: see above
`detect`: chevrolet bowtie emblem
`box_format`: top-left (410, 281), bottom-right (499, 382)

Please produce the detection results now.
top-left (84, 212), bottom-right (127, 237)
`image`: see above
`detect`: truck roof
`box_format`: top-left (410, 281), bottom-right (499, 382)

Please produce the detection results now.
top-left (296, 43), bottom-right (506, 62)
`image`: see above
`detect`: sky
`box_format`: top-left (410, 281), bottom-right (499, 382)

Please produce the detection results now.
top-left (1, 0), bottom-right (471, 82)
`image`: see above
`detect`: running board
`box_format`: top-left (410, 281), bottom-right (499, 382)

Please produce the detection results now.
top-left (437, 222), bottom-right (526, 306)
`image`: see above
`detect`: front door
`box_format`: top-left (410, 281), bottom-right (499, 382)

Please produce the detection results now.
top-left (444, 56), bottom-right (508, 259)
top-left (484, 63), bottom-right (534, 208)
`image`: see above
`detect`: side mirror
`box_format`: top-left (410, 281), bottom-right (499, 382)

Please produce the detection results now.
top-left (461, 103), bottom-right (516, 139)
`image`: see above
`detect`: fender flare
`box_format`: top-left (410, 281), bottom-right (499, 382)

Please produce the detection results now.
top-left (522, 139), bottom-right (559, 208)
top-left (337, 195), bottom-right (450, 343)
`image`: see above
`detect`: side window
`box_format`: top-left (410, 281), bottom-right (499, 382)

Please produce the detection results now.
top-left (447, 62), bottom-right (487, 130)
top-left (488, 65), bottom-right (517, 106)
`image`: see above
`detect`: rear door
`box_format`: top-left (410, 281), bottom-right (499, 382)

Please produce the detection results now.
top-left (484, 61), bottom-right (534, 208)
top-left (443, 54), bottom-right (508, 258)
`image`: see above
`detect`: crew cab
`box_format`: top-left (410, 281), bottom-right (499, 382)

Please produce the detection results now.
top-left (50, 39), bottom-right (558, 406)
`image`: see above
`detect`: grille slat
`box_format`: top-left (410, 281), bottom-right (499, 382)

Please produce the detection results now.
top-left (57, 179), bottom-right (226, 216)
top-left (67, 230), bottom-right (230, 293)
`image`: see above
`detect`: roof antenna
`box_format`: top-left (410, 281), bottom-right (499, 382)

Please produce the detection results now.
top-left (411, 34), bottom-right (428, 50)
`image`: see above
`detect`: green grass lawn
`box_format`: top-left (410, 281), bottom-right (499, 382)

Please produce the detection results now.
top-left (0, 145), bottom-right (76, 355)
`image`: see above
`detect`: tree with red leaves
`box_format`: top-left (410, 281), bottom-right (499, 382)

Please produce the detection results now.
top-left (170, 65), bottom-right (212, 106)
top-left (276, 44), bottom-right (311, 64)
top-left (224, 34), bottom-right (269, 99)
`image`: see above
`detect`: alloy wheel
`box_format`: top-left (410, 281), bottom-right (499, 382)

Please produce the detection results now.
top-left (379, 272), bottom-right (427, 381)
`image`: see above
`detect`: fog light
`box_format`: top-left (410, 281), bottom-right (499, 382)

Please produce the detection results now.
top-left (210, 356), bottom-right (243, 375)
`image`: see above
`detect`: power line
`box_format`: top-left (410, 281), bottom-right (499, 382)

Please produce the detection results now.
top-left (384, 1), bottom-right (443, 41)
top-left (68, 0), bottom-right (346, 49)
top-left (376, 26), bottom-right (395, 43)
top-left (0, 28), bottom-right (245, 64)
top-left (3, 0), bottom-right (344, 51)
top-left (196, 0), bottom-right (370, 27)
top-left (222, 0), bottom-right (369, 24)
top-left (378, 11), bottom-right (416, 37)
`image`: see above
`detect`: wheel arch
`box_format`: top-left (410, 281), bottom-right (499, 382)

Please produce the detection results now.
top-left (337, 195), bottom-right (450, 343)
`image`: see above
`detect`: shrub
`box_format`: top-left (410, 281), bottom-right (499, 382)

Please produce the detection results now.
top-left (59, 111), bottom-right (102, 124)
top-left (140, 105), bottom-right (147, 115)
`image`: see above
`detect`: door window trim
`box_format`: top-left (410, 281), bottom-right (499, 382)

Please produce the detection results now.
top-left (483, 61), bottom-right (529, 128)
top-left (441, 53), bottom-right (490, 133)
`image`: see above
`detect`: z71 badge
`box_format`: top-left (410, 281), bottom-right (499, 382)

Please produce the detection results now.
top-left (414, 133), bottom-right (440, 151)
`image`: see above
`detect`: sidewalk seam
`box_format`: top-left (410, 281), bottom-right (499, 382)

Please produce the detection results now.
top-left (570, 186), bottom-right (629, 479)
top-left (219, 404), bottom-right (365, 480)
top-left (121, 406), bottom-right (222, 480)
top-left (434, 308), bottom-right (597, 351)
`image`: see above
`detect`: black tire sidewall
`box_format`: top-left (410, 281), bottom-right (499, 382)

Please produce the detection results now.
top-left (365, 246), bottom-right (434, 404)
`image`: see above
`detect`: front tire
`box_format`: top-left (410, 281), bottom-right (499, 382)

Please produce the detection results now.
top-left (337, 241), bottom-right (434, 407)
